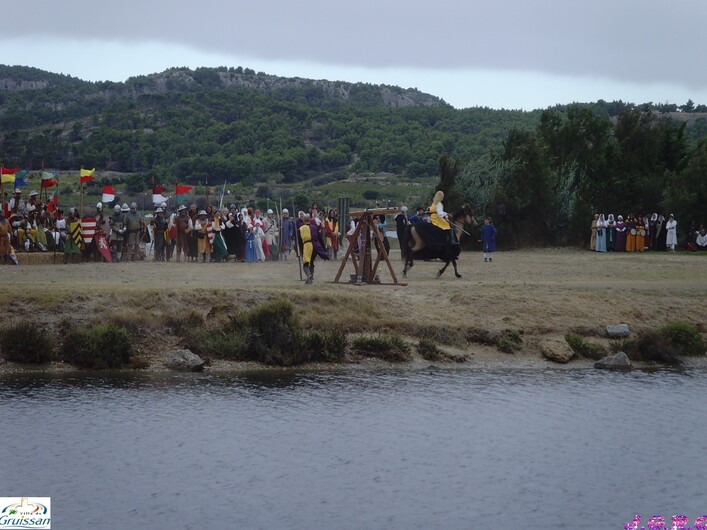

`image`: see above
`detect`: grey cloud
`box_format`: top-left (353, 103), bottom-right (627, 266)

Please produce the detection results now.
top-left (4, 0), bottom-right (706, 88)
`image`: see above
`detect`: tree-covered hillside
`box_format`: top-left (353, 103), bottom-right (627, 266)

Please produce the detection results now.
top-left (0, 65), bottom-right (539, 185)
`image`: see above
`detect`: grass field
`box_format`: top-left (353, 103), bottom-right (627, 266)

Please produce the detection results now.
top-left (2, 248), bottom-right (706, 370)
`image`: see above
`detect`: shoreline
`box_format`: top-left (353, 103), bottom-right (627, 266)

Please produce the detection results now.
top-left (1, 249), bottom-right (705, 375)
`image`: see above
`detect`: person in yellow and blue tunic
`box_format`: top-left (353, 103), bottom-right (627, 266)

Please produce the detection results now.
top-left (299, 213), bottom-right (329, 284)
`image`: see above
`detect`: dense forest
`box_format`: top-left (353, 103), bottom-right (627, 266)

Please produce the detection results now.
top-left (0, 64), bottom-right (705, 245)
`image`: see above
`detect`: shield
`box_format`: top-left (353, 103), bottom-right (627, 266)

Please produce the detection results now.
top-left (70, 221), bottom-right (83, 247)
top-left (95, 232), bottom-right (112, 262)
top-left (81, 217), bottom-right (96, 245)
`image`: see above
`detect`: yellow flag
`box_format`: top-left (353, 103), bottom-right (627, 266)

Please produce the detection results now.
top-left (80, 168), bottom-right (95, 177)
top-left (1, 173), bottom-right (15, 184)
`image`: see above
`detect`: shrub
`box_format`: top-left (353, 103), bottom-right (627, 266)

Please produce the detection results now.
top-left (417, 338), bottom-right (444, 361)
top-left (61, 324), bottom-right (134, 369)
top-left (352, 333), bottom-right (411, 362)
top-left (497, 330), bottom-right (523, 354)
top-left (565, 333), bottom-right (607, 360)
top-left (165, 310), bottom-right (205, 335)
top-left (298, 328), bottom-right (347, 362)
top-left (0, 322), bottom-right (54, 364)
top-left (658, 321), bottom-right (705, 357)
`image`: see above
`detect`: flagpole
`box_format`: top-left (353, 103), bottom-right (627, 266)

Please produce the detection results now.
top-left (79, 168), bottom-right (84, 217)
top-left (1, 164), bottom-right (4, 217)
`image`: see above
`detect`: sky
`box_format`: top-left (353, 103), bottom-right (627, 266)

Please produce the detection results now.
top-left (1, 0), bottom-right (706, 111)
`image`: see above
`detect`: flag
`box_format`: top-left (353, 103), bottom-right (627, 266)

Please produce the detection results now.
top-left (1, 172), bottom-right (15, 184)
top-left (41, 171), bottom-right (57, 188)
top-left (176, 185), bottom-right (193, 203)
top-left (14, 169), bottom-right (29, 186)
top-left (152, 192), bottom-right (169, 205)
top-left (41, 171), bottom-right (58, 188)
top-left (1, 167), bottom-right (20, 175)
top-left (47, 191), bottom-right (59, 213)
top-left (102, 185), bottom-right (116, 203)
top-left (80, 168), bottom-right (95, 184)
top-left (152, 185), bottom-right (165, 194)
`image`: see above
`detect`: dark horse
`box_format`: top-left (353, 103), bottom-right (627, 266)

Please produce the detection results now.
top-left (402, 206), bottom-right (477, 278)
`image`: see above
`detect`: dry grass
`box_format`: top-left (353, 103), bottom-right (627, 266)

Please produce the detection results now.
top-left (2, 248), bottom-right (706, 367)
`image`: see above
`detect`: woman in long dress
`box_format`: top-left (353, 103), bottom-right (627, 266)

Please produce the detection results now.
top-left (614, 215), bottom-right (627, 251)
top-left (665, 214), bottom-right (678, 251)
top-left (596, 214), bottom-right (607, 252)
top-left (590, 214), bottom-right (598, 251)
top-left (606, 214), bottom-right (616, 251)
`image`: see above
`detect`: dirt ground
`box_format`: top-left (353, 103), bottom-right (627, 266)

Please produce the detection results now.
top-left (2, 247), bottom-right (706, 372)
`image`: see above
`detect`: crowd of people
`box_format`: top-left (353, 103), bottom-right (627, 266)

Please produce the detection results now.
top-left (590, 213), bottom-right (707, 252)
top-left (0, 187), bottom-right (352, 275)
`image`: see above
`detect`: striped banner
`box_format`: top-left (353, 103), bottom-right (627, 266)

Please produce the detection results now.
top-left (70, 222), bottom-right (83, 247)
top-left (81, 217), bottom-right (96, 245)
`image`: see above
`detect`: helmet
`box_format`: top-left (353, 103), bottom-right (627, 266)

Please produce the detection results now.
top-left (198, 210), bottom-right (207, 216)
top-left (282, 208), bottom-right (289, 214)
top-left (121, 203), bottom-right (130, 212)
top-left (155, 207), bottom-right (164, 214)
top-left (29, 190), bottom-right (39, 197)
top-left (160, 202), bottom-right (167, 208)
top-left (114, 205), bottom-right (121, 212)
top-left (130, 202), bottom-right (137, 209)
top-left (14, 188), bottom-right (21, 194)
top-left (267, 209), bottom-right (273, 214)
top-left (177, 204), bottom-right (187, 212)
top-left (96, 202), bottom-right (102, 209)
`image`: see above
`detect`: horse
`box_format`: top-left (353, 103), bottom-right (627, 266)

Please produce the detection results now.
top-left (402, 206), bottom-right (477, 279)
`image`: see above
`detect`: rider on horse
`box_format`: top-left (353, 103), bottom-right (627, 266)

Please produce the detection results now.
top-left (410, 190), bottom-right (451, 252)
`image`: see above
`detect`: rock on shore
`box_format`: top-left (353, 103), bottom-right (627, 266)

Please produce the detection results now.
top-left (541, 340), bottom-right (574, 364)
top-left (164, 349), bottom-right (205, 372)
top-left (594, 352), bottom-right (632, 370)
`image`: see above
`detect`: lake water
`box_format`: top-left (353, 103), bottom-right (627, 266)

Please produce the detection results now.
top-left (2, 367), bottom-right (706, 529)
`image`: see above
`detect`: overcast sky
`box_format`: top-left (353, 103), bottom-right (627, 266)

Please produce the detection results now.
top-left (2, 0), bottom-right (705, 110)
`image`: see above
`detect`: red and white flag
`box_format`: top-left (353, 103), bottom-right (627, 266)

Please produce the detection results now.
top-left (102, 185), bottom-right (116, 204)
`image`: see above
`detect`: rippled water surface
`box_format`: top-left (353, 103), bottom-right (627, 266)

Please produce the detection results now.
top-left (2, 367), bottom-right (706, 529)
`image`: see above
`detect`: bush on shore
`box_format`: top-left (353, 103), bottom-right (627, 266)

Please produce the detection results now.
top-left (182, 300), bottom-right (347, 366)
top-left (0, 322), bottom-right (55, 364)
top-left (61, 323), bottom-right (134, 369)
top-left (617, 321), bottom-right (705, 365)
top-left (565, 333), bottom-right (607, 360)
top-left (352, 333), bottom-right (411, 362)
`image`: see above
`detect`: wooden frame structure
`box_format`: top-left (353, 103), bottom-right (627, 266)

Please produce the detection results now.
top-left (333, 208), bottom-right (407, 286)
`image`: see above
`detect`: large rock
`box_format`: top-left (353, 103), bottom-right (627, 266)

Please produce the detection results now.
top-left (594, 351), bottom-right (632, 371)
top-left (164, 349), bottom-right (205, 372)
top-left (541, 340), bottom-right (575, 364)
top-left (606, 324), bottom-right (630, 338)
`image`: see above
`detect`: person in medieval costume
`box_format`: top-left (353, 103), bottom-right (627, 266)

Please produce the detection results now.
top-left (596, 213), bottom-right (607, 252)
top-left (299, 213), bottom-right (329, 284)
top-left (649, 213), bottom-right (659, 250)
top-left (0, 212), bottom-right (12, 264)
top-left (279, 208), bottom-right (296, 260)
top-left (245, 226), bottom-right (256, 263)
top-left (394, 206), bottom-right (408, 260)
top-left (409, 190), bottom-right (452, 252)
top-left (187, 203), bottom-right (199, 261)
top-left (211, 210), bottom-right (229, 263)
top-left (253, 217), bottom-right (266, 262)
top-left (606, 214), bottom-right (616, 251)
top-left (625, 214), bottom-right (637, 252)
top-left (325, 208), bottom-right (339, 260)
top-left (194, 210), bottom-right (212, 262)
top-left (123, 202), bottom-right (144, 261)
top-left (223, 212), bottom-right (239, 260)
top-left (665, 214), bottom-right (678, 251)
top-left (263, 209), bottom-right (279, 261)
top-left (64, 209), bottom-right (82, 264)
top-left (656, 214), bottom-right (667, 251)
top-left (481, 216), bottom-right (497, 262)
top-left (151, 207), bottom-right (168, 262)
top-left (174, 205), bottom-right (192, 262)
top-left (589, 213), bottom-right (598, 251)
top-left (109, 204), bottom-right (124, 262)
